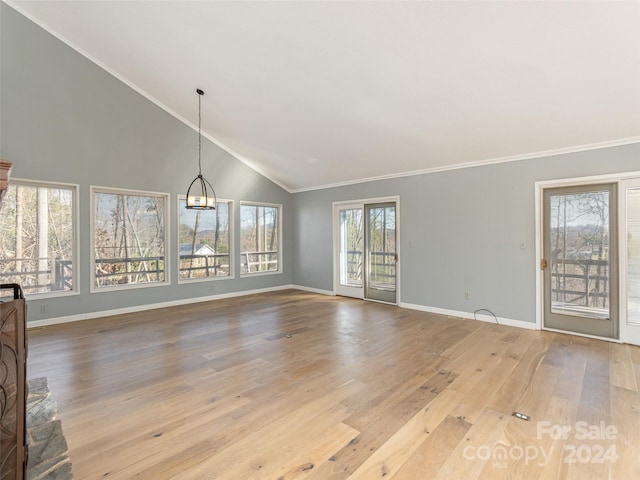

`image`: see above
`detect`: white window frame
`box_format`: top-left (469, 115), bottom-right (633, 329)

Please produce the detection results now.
top-left (240, 201), bottom-right (283, 277)
top-left (0, 178), bottom-right (79, 299)
top-left (91, 186), bottom-right (170, 292)
top-left (177, 195), bottom-right (234, 283)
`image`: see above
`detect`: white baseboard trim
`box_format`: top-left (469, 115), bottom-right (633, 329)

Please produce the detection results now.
top-left (28, 284), bottom-right (298, 328)
top-left (399, 302), bottom-right (537, 330)
top-left (28, 286), bottom-right (534, 331)
top-left (290, 284), bottom-right (334, 296)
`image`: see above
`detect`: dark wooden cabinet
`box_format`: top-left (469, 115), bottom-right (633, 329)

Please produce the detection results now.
top-left (0, 284), bottom-right (27, 480)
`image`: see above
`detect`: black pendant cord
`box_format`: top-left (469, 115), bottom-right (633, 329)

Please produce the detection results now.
top-left (197, 88), bottom-right (204, 176)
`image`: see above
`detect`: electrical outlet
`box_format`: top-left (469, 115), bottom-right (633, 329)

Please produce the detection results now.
top-left (40, 304), bottom-right (48, 313)
top-left (465, 292), bottom-right (470, 300)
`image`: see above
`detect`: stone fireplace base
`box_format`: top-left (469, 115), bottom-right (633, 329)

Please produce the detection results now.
top-left (26, 378), bottom-right (73, 480)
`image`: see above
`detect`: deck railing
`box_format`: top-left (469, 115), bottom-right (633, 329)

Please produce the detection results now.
top-left (345, 250), bottom-right (396, 287)
top-left (179, 253), bottom-right (230, 278)
top-left (1, 254), bottom-right (613, 307)
top-left (551, 258), bottom-right (609, 309)
top-left (0, 257), bottom-right (68, 294)
top-left (94, 256), bottom-right (165, 286)
top-left (241, 250), bottom-right (279, 273)
top-left (0, 256), bottom-right (167, 292)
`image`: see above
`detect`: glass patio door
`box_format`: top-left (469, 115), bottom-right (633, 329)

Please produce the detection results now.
top-left (364, 203), bottom-right (397, 303)
top-left (542, 184), bottom-right (618, 338)
top-left (334, 199), bottom-right (398, 304)
top-left (621, 179), bottom-right (640, 345)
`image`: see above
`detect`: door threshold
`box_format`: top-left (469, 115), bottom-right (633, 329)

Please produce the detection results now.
top-left (365, 298), bottom-right (398, 307)
top-left (542, 326), bottom-right (621, 343)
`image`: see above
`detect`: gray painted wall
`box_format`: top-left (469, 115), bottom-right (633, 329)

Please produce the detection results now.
top-left (2, 4), bottom-right (638, 326)
top-left (1, 4), bottom-right (292, 322)
top-left (292, 144), bottom-right (640, 324)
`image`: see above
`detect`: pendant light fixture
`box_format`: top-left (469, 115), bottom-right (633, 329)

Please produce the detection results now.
top-left (186, 88), bottom-right (217, 210)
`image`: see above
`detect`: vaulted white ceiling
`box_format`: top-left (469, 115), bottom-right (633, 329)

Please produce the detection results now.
top-left (7, 1), bottom-right (640, 192)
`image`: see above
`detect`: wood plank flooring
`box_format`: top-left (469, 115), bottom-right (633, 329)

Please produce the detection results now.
top-left (26, 290), bottom-right (640, 479)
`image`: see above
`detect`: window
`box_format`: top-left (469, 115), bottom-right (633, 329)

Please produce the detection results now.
top-left (0, 180), bottom-right (77, 296)
top-left (178, 196), bottom-right (232, 281)
top-left (92, 187), bottom-right (169, 290)
top-left (240, 203), bottom-right (281, 275)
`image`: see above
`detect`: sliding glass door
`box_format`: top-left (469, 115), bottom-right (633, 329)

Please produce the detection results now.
top-left (364, 203), bottom-right (397, 303)
top-left (334, 199), bottom-right (398, 304)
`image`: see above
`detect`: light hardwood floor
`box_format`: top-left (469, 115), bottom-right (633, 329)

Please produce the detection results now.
top-left (27, 290), bottom-right (640, 479)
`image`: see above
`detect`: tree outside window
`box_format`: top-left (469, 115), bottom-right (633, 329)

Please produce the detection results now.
top-left (240, 203), bottom-right (280, 274)
top-left (0, 181), bottom-right (76, 296)
top-left (92, 188), bottom-right (168, 289)
top-left (550, 190), bottom-right (611, 316)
